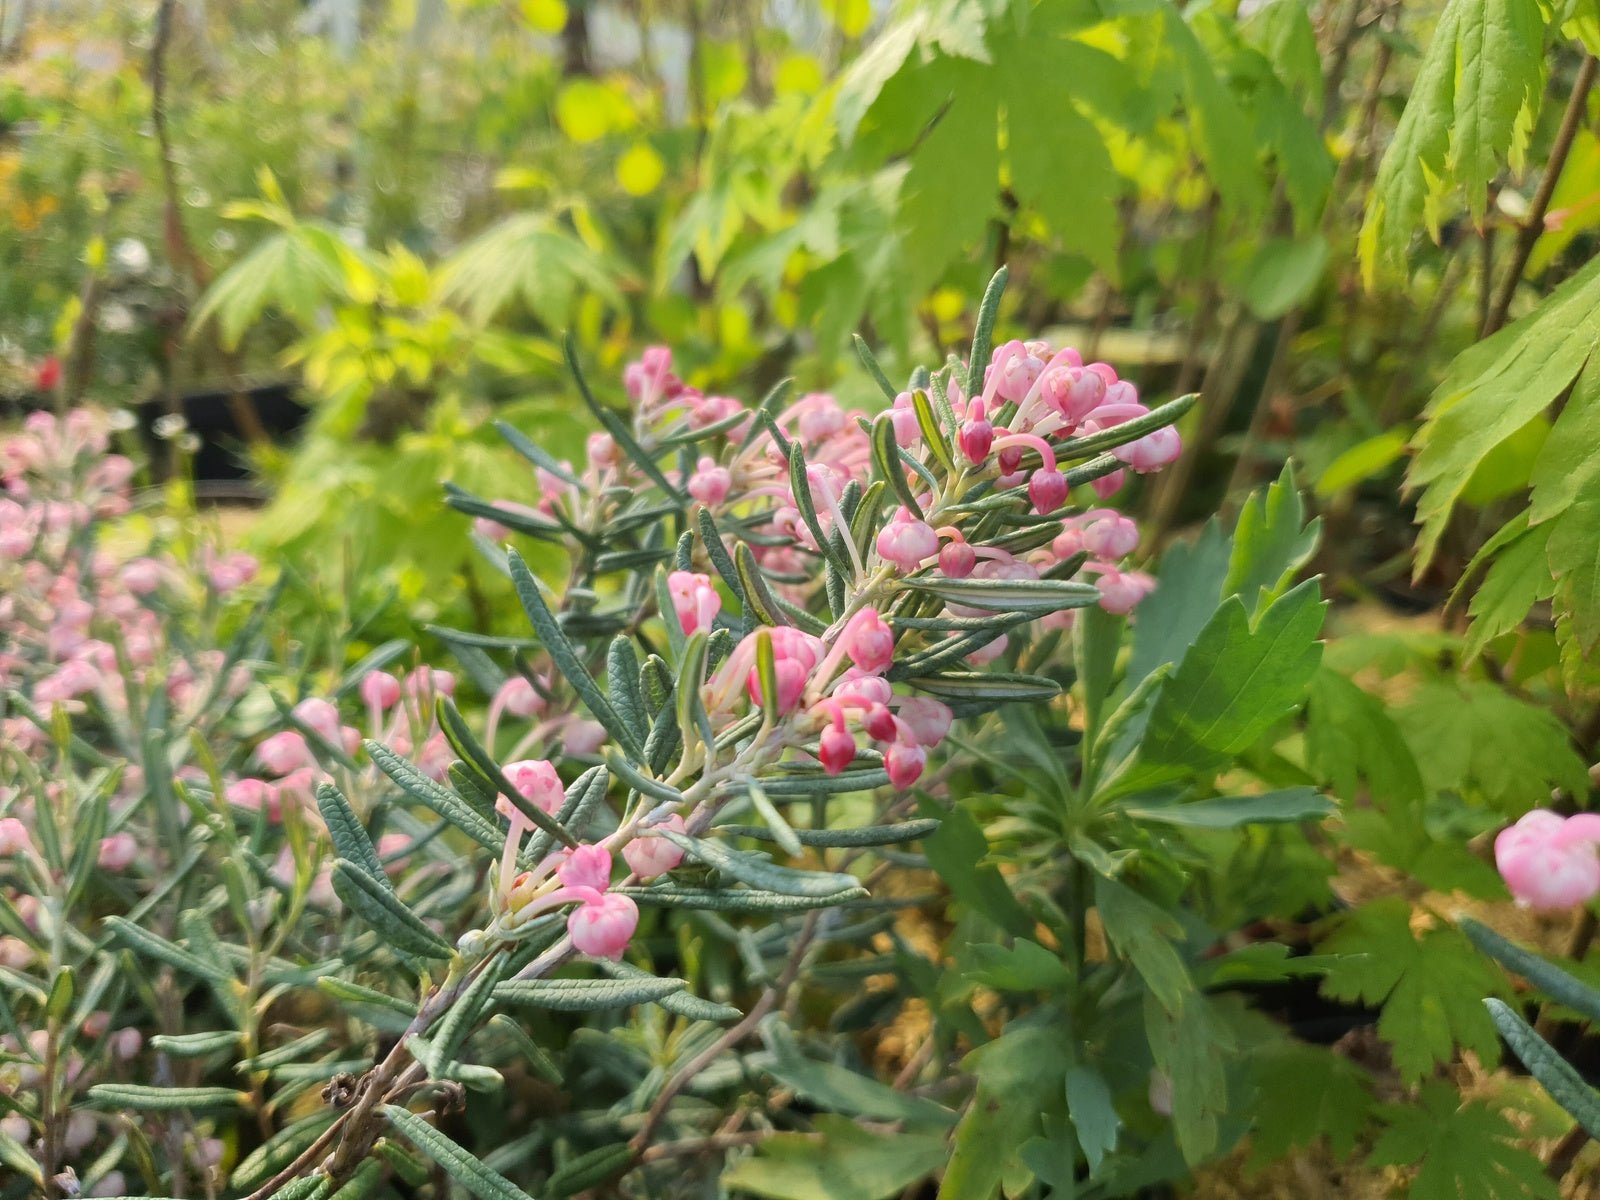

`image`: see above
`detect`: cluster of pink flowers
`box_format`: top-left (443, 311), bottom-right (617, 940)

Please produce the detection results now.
top-left (1495, 810), bottom-right (1600, 910)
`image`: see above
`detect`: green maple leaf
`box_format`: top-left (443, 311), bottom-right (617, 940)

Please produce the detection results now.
top-left (1368, 1081), bottom-right (1558, 1200)
top-left (1317, 898), bottom-right (1504, 1084)
top-left (1247, 1043), bottom-right (1375, 1167)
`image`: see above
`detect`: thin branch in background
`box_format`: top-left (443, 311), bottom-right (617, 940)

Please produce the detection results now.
top-left (1483, 54), bottom-right (1600, 336)
top-left (149, 0), bottom-right (270, 448)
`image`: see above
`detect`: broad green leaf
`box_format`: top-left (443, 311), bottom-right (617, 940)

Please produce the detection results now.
top-left (383, 1104), bottom-right (537, 1200)
top-left (1237, 235), bottom-right (1328, 319)
top-left (1549, 498), bottom-right (1600, 654)
top-left (1125, 788), bottom-right (1334, 828)
top-left (1465, 516), bottom-right (1557, 657)
top-left (1304, 669), bottom-right (1425, 806)
top-left (1065, 1065), bottom-right (1120, 1174)
top-left (440, 214), bottom-right (621, 327)
top-left (1315, 428), bottom-right (1411, 496)
top-left (725, 1114), bottom-right (947, 1200)
top-left (1222, 463), bottom-right (1321, 612)
top-left (492, 976), bottom-right (686, 1011)
top-left (1124, 580), bottom-right (1326, 786)
top-left (1529, 338), bottom-right (1600, 521)
top-left (944, 1020), bottom-right (1070, 1200)
top-left (1144, 990), bottom-right (1231, 1162)
top-left (921, 800), bottom-right (1032, 936)
top-left (764, 1053), bottom-right (956, 1127)
top-left (1095, 875), bottom-right (1190, 1014)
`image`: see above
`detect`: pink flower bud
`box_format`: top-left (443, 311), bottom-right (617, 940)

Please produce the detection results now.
top-left (0, 818), bottom-right (33, 857)
top-left (622, 815), bottom-right (687, 879)
top-left (207, 552), bottom-right (259, 595)
top-left (1112, 425), bottom-right (1182, 473)
top-left (888, 395), bottom-right (920, 448)
top-left (819, 724), bottom-right (857, 775)
top-left (97, 833), bottom-right (137, 871)
top-left (568, 891), bottom-right (639, 959)
top-left (292, 697), bottom-right (342, 743)
top-left (876, 508), bottom-right (938, 572)
top-left (895, 697), bottom-right (953, 747)
top-left (256, 730), bottom-right (313, 776)
top-left (1095, 568), bottom-right (1156, 615)
top-left (939, 540), bottom-right (976, 578)
top-left (687, 456), bottom-right (733, 505)
top-left (1081, 511), bottom-right (1140, 559)
top-left (968, 635), bottom-right (1008, 666)
top-left (833, 673), bottom-right (892, 709)
top-left (501, 759), bottom-right (564, 816)
top-left (1495, 810), bottom-right (1600, 910)
top-left (563, 719), bottom-right (608, 756)
top-left (842, 609), bottom-right (894, 674)
top-left (993, 342), bottom-right (1044, 403)
top-left (864, 703), bottom-right (898, 742)
top-left (226, 777), bottom-right (281, 821)
top-left (558, 844), bottom-right (613, 892)
top-left (997, 446), bottom-right (1023, 476)
top-left (121, 558), bottom-right (165, 595)
top-left (109, 1027), bottom-right (143, 1060)
top-left (958, 400), bottom-right (994, 465)
top-left (797, 395), bottom-right (848, 442)
top-left (885, 742), bottom-right (926, 789)
top-left (1090, 469), bottom-right (1127, 499)
top-left (360, 671), bottom-right (402, 710)
top-left (494, 675), bottom-right (545, 719)
top-left (668, 571), bottom-right (722, 637)
top-left (588, 432), bottom-right (619, 469)
top-left (1028, 469), bottom-right (1068, 514)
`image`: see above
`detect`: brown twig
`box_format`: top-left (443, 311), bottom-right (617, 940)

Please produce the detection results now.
top-left (1483, 55), bottom-right (1600, 336)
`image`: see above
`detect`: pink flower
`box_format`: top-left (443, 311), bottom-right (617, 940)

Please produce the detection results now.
top-left (1094, 567), bottom-right (1156, 615)
top-left (842, 609), bottom-right (894, 674)
top-left (741, 627), bottom-right (823, 714)
top-left (885, 742), bottom-right (926, 789)
top-left (493, 675), bottom-right (545, 719)
top-left (360, 671), bottom-right (402, 711)
top-left (895, 698), bottom-right (953, 747)
top-left (622, 815), bottom-right (687, 879)
top-left (109, 1027), bottom-right (143, 1060)
top-left (668, 571), bottom-right (722, 637)
top-left (1495, 810), bottom-right (1600, 910)
top-left (0, 818), bottom-right (34, 857)
top-left (563, 719), bottom-right (608, 756)
top-left (97, 833), bottom-right (138, 871)
top-left (121, 558), bottom-right (165, 595)
top-left (864, 703), bottom-right (898, 742)
top-left (226, 778), bottom-right (281, 821)
top-left (256, 730), bottom-right (313, 776)
top-left (888, 395), bottom-right (920, 448)
top-left (1080, 510), bottom-right (1140, 559)
top-left (207, 552), bottom-right (259, 594)
top-left (876, 507), bottom-right (938, 572)
top-left (568, 891), bottom-right (639, 959)
top-left (501, 759), bottom-right (565, 817)
top-left (939, 540), bottom-right (976, 578)
top-left (1090, 469), bottom-right (1127, 499)
top-left (557, 844), bottom-right (613, 892)
top-left (292, 697), bottom-right (343, 743)
top-left (588, 432), bottom-right (619, 469)
top-left (1039, 366), bottom-right (1105, 424)
top-left (819, 722), bottom-right (857, 775)
top-left (1028, 469), bottom-right (1068, 515)
top-left (958, 400), bottom-right (994, 464)
top-left (376, 833), bottom-right (411, 871)
top-left (1112, 425), bottom-right (1182, 473)
top-left (991, 341), bottom-right (1044, 404)
top-left (687, 456), bottom-right (733, 505)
